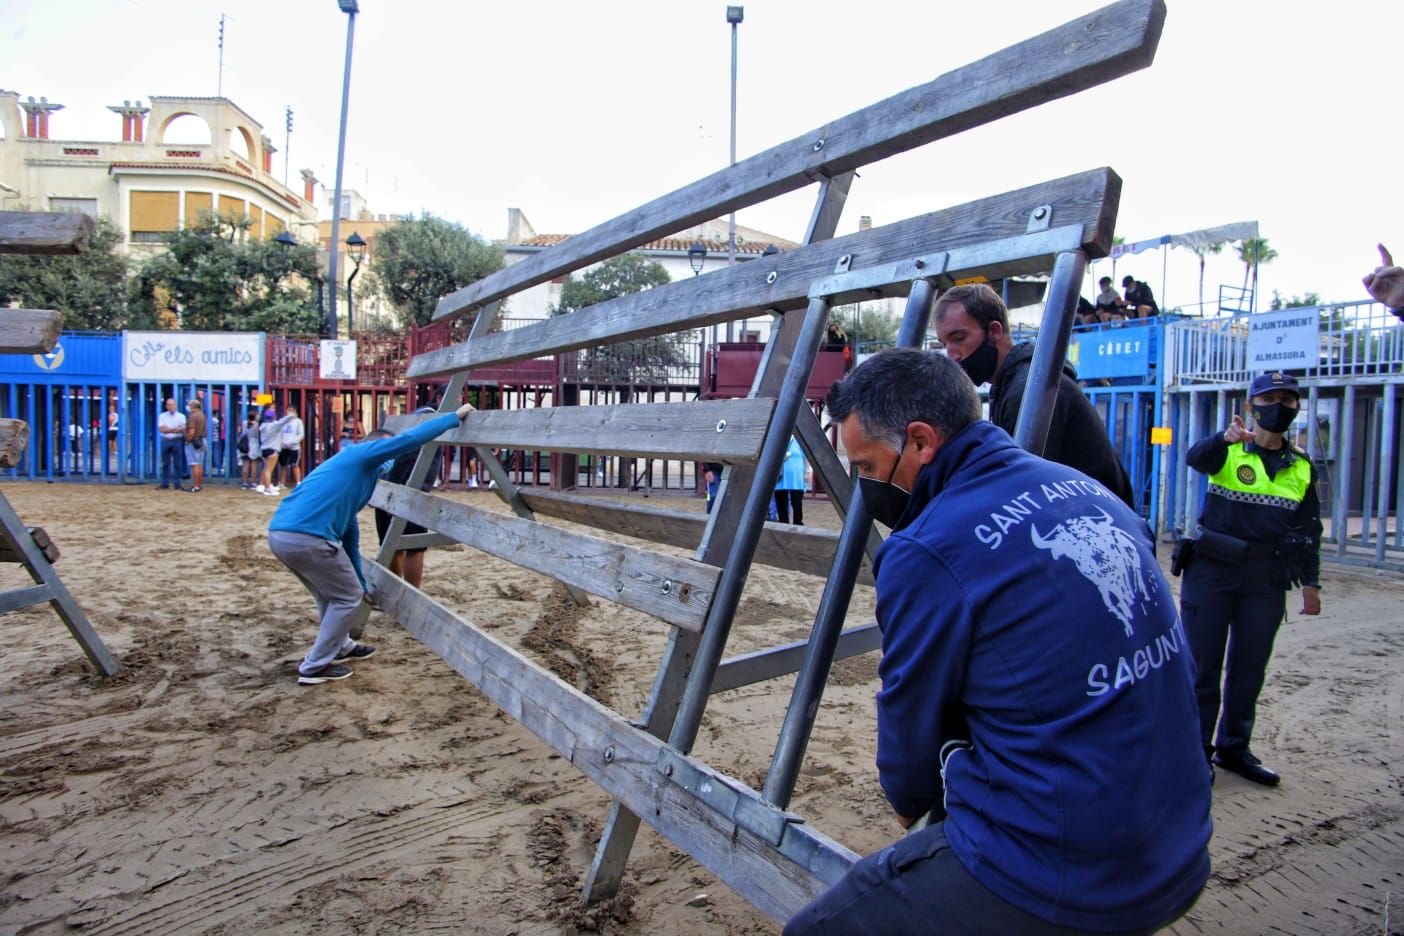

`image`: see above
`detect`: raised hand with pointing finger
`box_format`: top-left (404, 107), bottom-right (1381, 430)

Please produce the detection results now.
top-left (1223, 413), bottom-right (1253, 445)
top-left (1363, 243), bottom-right (1404, 317)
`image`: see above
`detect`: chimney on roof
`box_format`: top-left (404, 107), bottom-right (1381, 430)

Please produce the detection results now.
top-left (21, 96), bottom-right (64, 140)
top-left (300, 168), bottom-right (318, 204)
top-left (107, 100), bottom-right (149, 142)
top-left (261, 135), bottom-right (275, 173)
top-left (506, 208), bottom-right (536, 245)
top-left (859, 215), bottom-right (872, 232)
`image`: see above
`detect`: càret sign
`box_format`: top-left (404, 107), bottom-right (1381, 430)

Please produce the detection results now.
top-left (123, 331), bottom-right (264, 383)
top-left (1246, 309), bottom-right (1320, 370)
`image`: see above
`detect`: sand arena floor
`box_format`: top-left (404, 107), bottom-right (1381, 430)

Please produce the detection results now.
top-left (0, 481), bottom-right (1400, 934)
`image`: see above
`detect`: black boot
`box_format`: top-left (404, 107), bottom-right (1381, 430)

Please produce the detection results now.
top-left (1213, 749), bottom-right (1281, 787)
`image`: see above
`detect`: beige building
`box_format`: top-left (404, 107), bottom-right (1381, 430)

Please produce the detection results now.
top-left (0, 91), bottom-right (318, 254)
top-left (316, 189), bottom-right (402, 330)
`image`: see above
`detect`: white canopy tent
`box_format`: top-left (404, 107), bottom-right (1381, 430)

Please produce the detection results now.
top-left (1096, 220), bottom-right (1260, 315)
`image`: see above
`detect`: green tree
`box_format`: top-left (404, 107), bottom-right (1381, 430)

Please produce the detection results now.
top-left (368, 214), bottom-right (504, 328)
top-left (830, 304), bottom-right (899, 351)
top-left (0, 215), bottom-right (130, 330)
top-left (1235, 237), bottom-right (1278, 304)
top-left (553, 253), bottom-right (679, 382)
top-left (129, 214), bottom-right (323, 332)
top-left (1185, 241), bottom-right (1224, 314)
top-left (1269, 290), bottom-right (1321, 310)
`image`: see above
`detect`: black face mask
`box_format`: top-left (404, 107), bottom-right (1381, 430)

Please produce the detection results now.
top-left (1252, 401), bottom-right (1297, 434)
top-left (859, 441), bottom-right (911, 528)
top-left (957, 333), bottom-right (999, 386)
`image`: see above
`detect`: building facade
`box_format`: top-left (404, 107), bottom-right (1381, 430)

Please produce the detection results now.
top-left (0, 91), bottom-right (318, 253)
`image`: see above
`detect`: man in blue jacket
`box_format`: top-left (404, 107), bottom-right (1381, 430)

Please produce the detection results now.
top-left (786, 349), bottom-right (1211, 934)
top-left (269, 402), bottom-right (472, 685)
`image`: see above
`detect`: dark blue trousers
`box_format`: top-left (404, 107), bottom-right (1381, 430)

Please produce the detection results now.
top-left (1180, 555), bottom-right (1286, 755)
top-left (784, 823), bottom-right (1187, 935)
top-left (159, 438), bottom-right (183, 488)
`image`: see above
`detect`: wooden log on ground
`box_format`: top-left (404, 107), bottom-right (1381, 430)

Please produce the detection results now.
top-left (0, 527), bottom-right (61, 565)
top-left (0, 309), bottom-right (63, 354)
top-left (0, 418), bottom-right (30, 469)
top-left (0, 210), bottom-right (94, 255)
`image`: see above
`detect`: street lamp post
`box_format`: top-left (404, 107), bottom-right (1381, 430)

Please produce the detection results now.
top-left (326, 0), bottom-right (359, 338)
top-left (725, 4), bottom-right (743, 342)
top-left (345, 231), bottom-right (366, 334)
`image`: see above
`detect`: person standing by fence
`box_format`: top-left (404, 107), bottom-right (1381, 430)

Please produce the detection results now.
top-left (156, 398), bottom-right (186, 491)
top-left (1176, 371), bottom-right (1322, 787)
top-left (184, 398), bottom-right (207, 493)
top-left (774, 436), bottom-right (810, 525)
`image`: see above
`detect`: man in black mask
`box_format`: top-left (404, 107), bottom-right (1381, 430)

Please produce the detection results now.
top-left (1178, 371), bottom-right (1321, 786)
top-left (933, 283), bottom-right (1135, 507)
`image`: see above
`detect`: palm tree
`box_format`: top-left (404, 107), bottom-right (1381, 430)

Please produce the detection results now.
top-left (1188, 241), bottom-right (1225, 313)
top-left (1236, 237), bottom-right (1278, 309)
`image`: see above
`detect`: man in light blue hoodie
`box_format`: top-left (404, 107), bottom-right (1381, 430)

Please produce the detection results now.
top-left (268, 402), bottom-right (471, 685)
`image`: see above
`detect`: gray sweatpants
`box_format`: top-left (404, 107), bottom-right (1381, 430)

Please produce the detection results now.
top-left (268, 530), bottom-right (362, 675)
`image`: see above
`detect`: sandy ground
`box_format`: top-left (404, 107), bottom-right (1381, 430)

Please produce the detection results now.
top-left (0, 480), bottom-right (1400, 935)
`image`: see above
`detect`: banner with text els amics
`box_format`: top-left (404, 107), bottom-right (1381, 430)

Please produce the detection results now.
top-left (122, 332), bottom-right (265, 384)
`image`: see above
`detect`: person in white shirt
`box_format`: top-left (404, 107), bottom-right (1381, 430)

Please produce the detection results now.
top-left (156, 398), bottom-right (187, 490)
top-left (277, 405), bottom-right (306, 491)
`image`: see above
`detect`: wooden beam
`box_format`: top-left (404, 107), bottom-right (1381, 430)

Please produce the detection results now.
top-left (0, 210), bottom-right (94, 255)
top-left (0, 526), bottom-right (60, 565)
top-left (383, 397), bottom-right (775, 463)
top-left (368, 564), bottom-right (858, 921)
top-left (0, 583), bottom-right (54, 615)
top-left (429, 0), bottom-right (1163, 320)
top-left (521, 490), bottom-right (874, 586)
top-left (712, 622), bottom-right (883, 695)
top-left (370, 484), bottom-right (721, 632)
top-left (0, 309), bottom-right (63, 354)
top-left (409, 170), bottom-right (1116, 377)
top-left (0, 419), bottom-right (30, 469)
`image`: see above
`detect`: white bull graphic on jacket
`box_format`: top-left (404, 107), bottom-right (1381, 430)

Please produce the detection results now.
top-left (1030, 506), bottom-right (1155, 636)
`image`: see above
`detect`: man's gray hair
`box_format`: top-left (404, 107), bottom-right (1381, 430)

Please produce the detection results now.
top-left (825, 348), bottom-right (981, 449)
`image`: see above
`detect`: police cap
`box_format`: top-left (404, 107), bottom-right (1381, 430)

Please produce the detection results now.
top-left (1249, 371), bottom-right (1301, 398)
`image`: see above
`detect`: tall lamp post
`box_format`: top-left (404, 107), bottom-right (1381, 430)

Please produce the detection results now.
top-left (345, 231), bottom-right (366, 334)
top-left (326, 0), bottom-right (359, 338)
top-left (725, 4), bottom-right (743, 342)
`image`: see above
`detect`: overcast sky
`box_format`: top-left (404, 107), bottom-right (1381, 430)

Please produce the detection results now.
top-left (3, 0), bottom-right (1400, 313)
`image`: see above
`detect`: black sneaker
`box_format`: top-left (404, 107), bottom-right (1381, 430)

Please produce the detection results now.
top-left (1213, 749), bottom-right (1281, 787)
top-left (335, 643), bottom-right (376, 662)
top-left (297, 664), bottom-right (353, 685)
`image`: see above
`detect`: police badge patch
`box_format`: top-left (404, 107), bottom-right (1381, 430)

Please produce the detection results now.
top-left (1236, 464), bottom-right (1257, 486)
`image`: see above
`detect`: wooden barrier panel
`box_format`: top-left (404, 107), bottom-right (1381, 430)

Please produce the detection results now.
top-left (0, 526), bottom-right (61, 565)
top-left (521, 489), bottom-right (874, 586)
top-left (429, 0), bottom-right (1163, 321)
top-left (0, 210), bottom-right (94, 255)
top-left (371, 483), bottom-right (721, 632)
top-left (410, 170), bottom-right (1115, 377)
top-left (367, 564), bottom-right (859, 922)
top-left (0, 309), bottom-right (63, 354)
top-left (384, 397), bottom-right (775, 463)
top-left (0, 419), bottom-right (31, 469)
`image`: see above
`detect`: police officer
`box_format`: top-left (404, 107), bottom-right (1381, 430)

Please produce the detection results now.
top-left (1180, 371), bottom-right (1322, 786)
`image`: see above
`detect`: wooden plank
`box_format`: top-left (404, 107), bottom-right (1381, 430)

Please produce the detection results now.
top-left (383, 398), bottom-right (775, 463)
top-left (0, 418), bottom-right (30, 469)
top-left (521, 489), bottom-right (874, 586)
top-left (370, 484), bottom-right (720, 631)
top-left (430, 0), bottom-right (1163, 320)
top-left (0, 309), bottom-right (63, 354)
top-left (410, 170), bottom-right (1116, 377)
top-left (368, 564), bottom-right (859, 922)
top-left (712, 622), bottom-right (883, 695)
top-left (0, 210), bottom-right (94, 255)
top-left (0, 526), bottom-right (61, 565)
top-left (396, 532), bottom-right (458, 551)
top-left (0, 583), bottom-right (54, 614)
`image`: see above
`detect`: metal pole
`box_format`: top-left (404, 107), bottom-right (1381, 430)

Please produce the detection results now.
top-left (725, 14), bottom-right (738, 342)
top-left (327, 6), bottom-right (357, 338)
top-left (668, 296), bottom-right (831, 754)
top-left (1012, 250), bottom-right (1089, 455)
top-left (762, 277), bottom-right (937, 808)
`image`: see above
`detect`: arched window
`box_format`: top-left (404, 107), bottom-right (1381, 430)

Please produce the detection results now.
top-left (157, 112), bottom-right (213, 146)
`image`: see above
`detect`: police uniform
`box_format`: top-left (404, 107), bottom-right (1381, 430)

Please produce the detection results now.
top-left (1180, 372), bottom-right (1321, 786)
